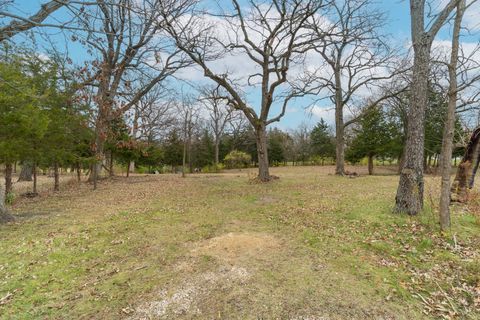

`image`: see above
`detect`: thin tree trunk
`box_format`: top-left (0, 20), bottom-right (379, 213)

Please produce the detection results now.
top-left (368, 154), bottom-right (374, 175)
top-left (182, 136), bottom-right (187, 179)
top-left (77, 162), bottom-right (81, 182)
top-left (255, 124), bottom-right (270, 182)
top-left (53, 162), bottom-right (60, 192)
top-left (32, 162), bottom-right (37, 194)
top-left (439, 0), bottom-right (465, 231)
top-left (214, 139), bottom-right (220, 166)
top-left (334, 70), bottom-right (345, 175)
top-left (129, 105), bottom-right (139, 174)
top-left (126, 163), bottom-right (130, 178)
top-left (92, 162), bottom-right (98, 190)
top-left (5, 162), bottom-right (13, 196)
top-left (109, 151), bottom-right (114, 177)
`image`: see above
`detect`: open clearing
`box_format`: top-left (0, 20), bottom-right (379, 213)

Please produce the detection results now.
top-left (1, 166), bottom-right (479, 319)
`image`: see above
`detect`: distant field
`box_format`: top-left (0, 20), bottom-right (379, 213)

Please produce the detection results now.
top-left (1, 166), bottom-right (479, 319)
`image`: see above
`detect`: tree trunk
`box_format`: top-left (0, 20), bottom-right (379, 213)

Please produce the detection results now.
top-left (109, 151), bottom-right (114, 177)
top-left (439, 0), bottom-right (465, 230)
top-left (182, 138), bottom-right (187, 179)
top-left (451, 128), bottom-right (480, 202)
top-left (0, 184), bottom-right (14, 224)
top-left (129, 161), bottom-right (135, 174)
top-left (394, 36), bottom-right (431, 215)
top-left (76, 162), bottom-right (81, 182)
top-left (32, 162), bottom-right (37, 194)
top-left (53, 162), bottom-right (60, 191)
top-left (126, 162), bottom-right (130, 178)
top-left (368, 154), bottom-right (374, 175)
top-left (5, 162), bottom-right (13, 196)
top-left (214, 139), bottom-right (220, 166)
top-left (18, 162), bottom-right (33, 181)
top-left (334, 70), bottom-right (345, 175)
top-left (255, 124), bottom-right (270, 182)
top-left (89, 108), bottom-right (108, 186)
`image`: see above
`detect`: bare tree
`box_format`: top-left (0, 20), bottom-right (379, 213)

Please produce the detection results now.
top-left (199, 85), bottom-right (235, 166)
top-left (437, 0), bottom-right (480, 229)
top-left (438, 0), bottom-right (464, 230)
top-left (161, 0), bottom-right (327, 181)
top-left (394, 0), bottom-right (460, 215)
top-left (307, 0), bottom-right (401, 175)
top-left (176, 96), bottom-right (200, 177)
top-left (73, 0), bottom-right (192, 188)
top-left (126, 83), bottom-right (175, 172)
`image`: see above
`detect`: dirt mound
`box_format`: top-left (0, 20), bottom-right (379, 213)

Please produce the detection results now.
top-left (191, 232), bottom-right (281, 263)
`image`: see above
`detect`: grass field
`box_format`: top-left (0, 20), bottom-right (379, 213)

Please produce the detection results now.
top-left (1, 166), bottom-right (479, 319)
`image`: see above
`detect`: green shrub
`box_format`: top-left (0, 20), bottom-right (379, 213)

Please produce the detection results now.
top-left (224, 150), bottom-right (251, 169)
top-left (5, 192), bottom-right (15, 205)
top-left (202, 163), bottom-right (225, 173)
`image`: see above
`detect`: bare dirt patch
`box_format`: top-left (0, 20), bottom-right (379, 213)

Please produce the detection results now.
top-left (128, 265), bottom-right (251, 319)
top-left (190, 232), bottom-right (282, 263)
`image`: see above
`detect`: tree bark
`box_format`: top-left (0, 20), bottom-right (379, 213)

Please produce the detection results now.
top-left (77, 162), bottom-right (81, 182)
top-left (395, 0), bottom-right (459, 215)
top-left (109, 151), bottom-right (114, 177)
top-left (214, 139), bottom-right (220, 166)
top-left (53, 162), bottom-right (60, 192)
top-left (334, 69), bottom-right (345, 175)
top-left (182, 132), bottom-right (187, 179)
top-left (18, 162), bottom-right (33, 181)
top-left (0, 0), bottom-right (65, 42)
top-left (129, 161), bottom-right (135, 174)
top-left (0, 184), bottom-right (14, 224)
top-left (255, 124), bottom-right (271, 182)
top-left (368, 154), bottom-right (374, 175)
top-left (32, 162), bottom-right (37, 194)
top-left (439, 0), bottom-right (465, 231)
top-left (5, 163), bottom-right (13, 196)
top-left (451, 129), bottom-right (480, 202)
top-left (394, 37), bottom-right (431, 215)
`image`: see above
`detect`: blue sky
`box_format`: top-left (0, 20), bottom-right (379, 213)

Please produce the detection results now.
top-left (6, 0), bottom-right (480, 131)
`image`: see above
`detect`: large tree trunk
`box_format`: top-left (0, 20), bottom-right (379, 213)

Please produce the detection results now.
top-left (439, 0), bottom-right (465, 230)
top-left (18, 162), bottom-right (33, 181)
top-left (0, 184), bottom-right (14, 224)
top-left (368, 154), bottom-right (374, 175)
top-left (89, 95), bottom-right (111, 188)
top-left (255, 124), bottom-right (271, 182)
top-left (451, 127), bottom-right (480, 202)
top-left (334, 70), bottom-right (345, 175)
top-left (53, 162), bottom-right (60, 192)
top-left (394, 38), bottom-right (431, 215)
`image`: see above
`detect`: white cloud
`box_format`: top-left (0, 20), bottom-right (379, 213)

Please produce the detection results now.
top-left (310, 105), bottom-right (336, 125)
